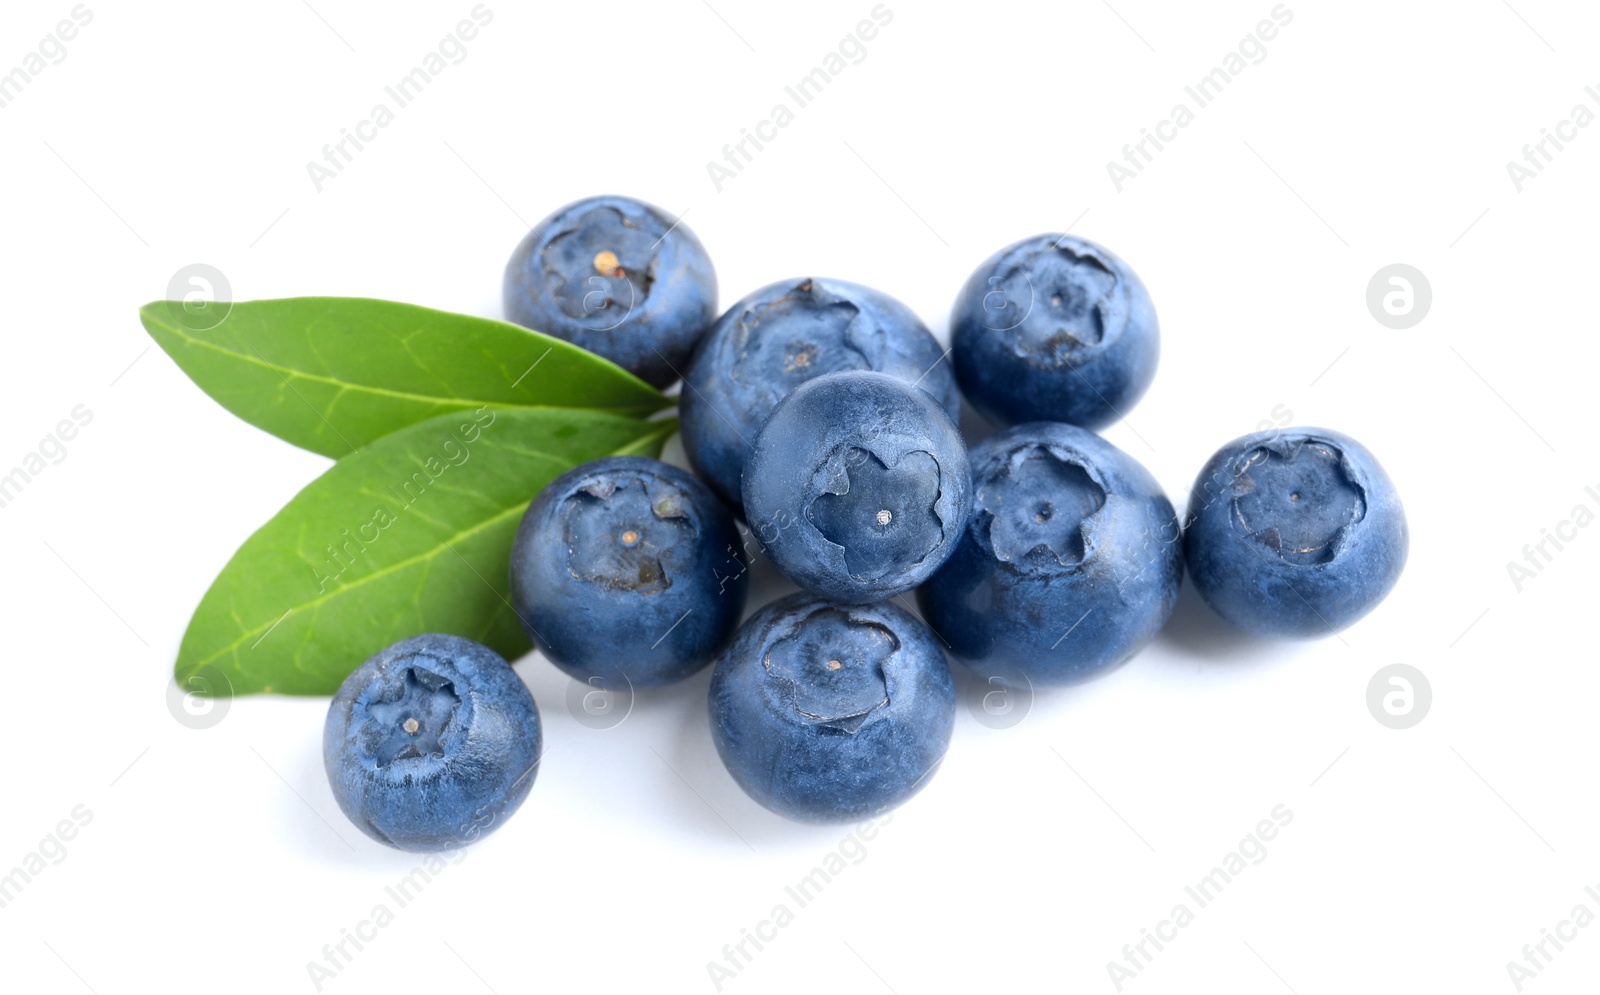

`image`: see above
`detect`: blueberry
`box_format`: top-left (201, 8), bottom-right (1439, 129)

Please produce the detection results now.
top-left (709, 592), bottom-right (955, 823)
top-left (917, 422), bottom-right (1182, 686)
top-left (509, 456), bottom-right (748, 687)
top-left (742, 370), bottom-right (971, 603)
top-left (502, 195), bottom-right (716, 388)
top-left (324, 634), bottom-right (541, 851)
top-left (951, 234), bottom-right (1158, 430)
top-left (1183, 427), bottom-right (1408, 638)
top-left (680, 277), bottom-right (960, 513)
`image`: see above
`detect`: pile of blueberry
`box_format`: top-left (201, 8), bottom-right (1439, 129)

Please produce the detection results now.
top-left (323, 196), bottom-right (1409, 851)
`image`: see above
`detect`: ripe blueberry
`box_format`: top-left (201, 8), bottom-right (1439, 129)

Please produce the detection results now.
top-left (680, 277), bottom-right (960, 514)
top-left (1183, 427), bottom-right (1408, 638)
top-left (324, 634), bottom-right (541, 851)
top-left (951, 234), bottom-right (1158, 430)
top-left (502, 195), bottom-right (716, 388)
top-left (918, 422), bottom-right (1182, 686)
top-left (509, 456), bottom-right (748, 687)
top-left (709, 592), bottom-right (955, 823)
top-left (742, 371), bottom-right (971, 603)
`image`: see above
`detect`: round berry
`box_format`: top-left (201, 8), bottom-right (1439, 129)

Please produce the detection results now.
top-left (509, 456), bottom-right (748, 687)
top-left (709, 593), bottom-right (955, 823)
top-left (742, 371), bottom-right (971, 603)
top-left (1183, 427), bottom-right (1408, 638)
top-left (951, 233), bottom-right (1158, 429)
top-left (918, 422), bottom-right (1182, 686)
top-left (323, 634), bottom-right (541, 852)
top-left (502, 195), bottom-right (716, 388)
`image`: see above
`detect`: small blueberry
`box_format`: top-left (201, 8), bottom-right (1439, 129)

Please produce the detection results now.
top-left (918, 422), bottom-right (1183, 686)
top-left (1183, 427), bottom-right (1408, 638)
top-left (502, 195), bottom-right (717, 388)
top-left (742, 371), bottom-right (972, 603)
top-left (509, 456), bottom-right (748, 687)
top-left (709, 593), bottom-right (955, 823)
top-left (323, 634), bottom-right (541, 851)
top-left (951, 233), bottom-right (1158, 430)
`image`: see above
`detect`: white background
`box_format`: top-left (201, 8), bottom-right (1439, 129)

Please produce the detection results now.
top-left (2, 1), bottom-right (1597, 992)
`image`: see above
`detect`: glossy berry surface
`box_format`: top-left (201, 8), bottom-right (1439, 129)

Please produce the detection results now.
top-left (742, 371), bottom-right (971, 603)
top-left (1183, 427), bottom-right (1408, 638)
top-left (509, 456), bottom-right (748, 687)
top-left (502, 195), bottom-right (716, 388)
top-left (951, 233), bottom-right (1158, 430)
top-left (709, 593), bottom-right (955, 823)
top-left (680, 277), bottom-right (960, 513)
top-left (918, 422), bottom-right (1182, 686)
top-left (324, 634), bottom-right (541, 852)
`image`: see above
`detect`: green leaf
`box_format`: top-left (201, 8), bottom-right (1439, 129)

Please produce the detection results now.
top-left (177, 407), bottom-right (677, 696)
top-left (140, 297), bottom-right (671, 458)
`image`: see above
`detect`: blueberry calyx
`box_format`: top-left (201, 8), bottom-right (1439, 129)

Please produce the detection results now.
top-left (763, 606), bottom-right (894, 734)
top-left (561, 476), bottom-right (693, 594)
top-left (980, 444), bottom-right (1108, 568)
top-left (358, 664), bottom-right (461, 768)
top-left (728, 279), bottom-right (869, 388)
top-left (541, 206), bottom-right (660, 325)
top-left (1228, 439), bottom-right (1366, 565)
top-left (808, 446), bottom-right (946, 581)
top-left (991, 243), bottom-right (1119, 367)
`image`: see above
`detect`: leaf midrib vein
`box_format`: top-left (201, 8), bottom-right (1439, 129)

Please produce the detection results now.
top-left (148, 313), bottom-right (656, 412)
top-left (198, 498), bottom-right (530, 672)
top-left (197, 430), bottom-right (647, 670)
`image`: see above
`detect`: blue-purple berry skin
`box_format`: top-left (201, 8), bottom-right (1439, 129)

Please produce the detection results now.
top-left (324, 634), bottom-right (541, 852)
top-left (709, 593), bottom-right (955, 823)
top-left (503, 195), bottom-right (717, 388)
top-left (951, 234), bottom-right (1158, 430)
top-left (1183, 427), bottom-right (1408, 638)
top-left (918, 421), bottom-right (1182, 686)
